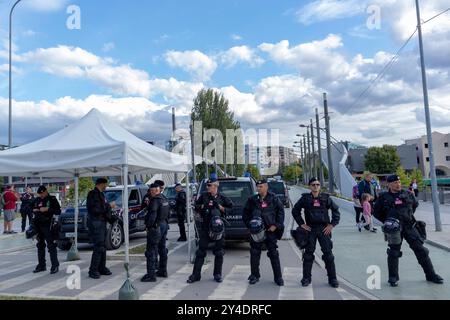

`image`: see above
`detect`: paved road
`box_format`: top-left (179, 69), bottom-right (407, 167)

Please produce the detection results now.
top-left (1, 187), bottom-right (448, 300)
top-left (0, 189), bottom-right (372, 300)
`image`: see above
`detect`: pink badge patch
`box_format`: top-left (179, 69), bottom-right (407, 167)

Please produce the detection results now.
top-left (261, 201), bottom-right (268, 208)
top-left (313, 200), bottom-right (320, 207)
top-left (395, 199), bottom-right (403, 205)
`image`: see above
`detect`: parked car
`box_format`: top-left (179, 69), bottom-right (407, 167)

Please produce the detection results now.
top-left (268, 179), bottom-right (290, 208)
top-left (196, 177), bottom-right (257, 241)
top-left (57, 184), bottom-right (149, 251)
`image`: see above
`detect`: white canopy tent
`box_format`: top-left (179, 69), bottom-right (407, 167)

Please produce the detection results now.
top-left (0, 109), bottom-right (197, 297)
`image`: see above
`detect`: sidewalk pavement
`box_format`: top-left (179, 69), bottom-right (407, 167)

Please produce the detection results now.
top-left (0, 213), bottom-right (35, 253)
top-left (292, 187), bottom-right (450, 300)
top-left (413, 201), bottom-right (450, 251)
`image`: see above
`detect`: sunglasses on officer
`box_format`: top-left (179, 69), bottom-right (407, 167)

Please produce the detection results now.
top-left (310, 183), bottom-right (321, 187)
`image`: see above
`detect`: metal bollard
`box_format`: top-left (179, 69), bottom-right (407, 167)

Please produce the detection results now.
top-left (439, 187), bottom-right (445, 205)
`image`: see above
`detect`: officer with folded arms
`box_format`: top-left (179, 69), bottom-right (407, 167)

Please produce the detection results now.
top-left (243, 179), bottom-right (285, 286)
top-left (373, 174), bottom-right (443, 287)
top-left (87, 178), bottom-right (117, 279)
top-left (292, 177), bottom-right (340, 288)
top-left (32, 186), bottom-right (61, 274)
top-left (141, 183), bottom-right (170, 282)
top-left (187, 178), bottom-right (233, 284)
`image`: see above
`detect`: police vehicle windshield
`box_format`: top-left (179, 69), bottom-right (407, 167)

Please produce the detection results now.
top-left (268, 181), bottom-right (285, 194)
top-left (80, 190), bottom-right (123, 207)
top-left (163, 186), bottom-right (177, 199)
top-left (200, 181), bottom-right (253, 206)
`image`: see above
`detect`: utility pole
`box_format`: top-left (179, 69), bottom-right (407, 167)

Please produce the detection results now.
top-left (415, 0), bottom-right (441, 231)
top-left (324, 93), bottom-right (334, 193)
top-left (303, 136), bottom-right (308, 183)
top-left (316, 108), bottom-right (324, 185)
top-left (299, 140), bottom-right (304, 185)
top-left (8, 0), bottom-right (22, 185)
top-left (172, 107), bottom-right (178, 184)
top-left (306, 129), bottom-right (312, 182)
top-left (189, 122), bottom-right (197, 184)
top-left (310, 119), bottom-right (317, 178)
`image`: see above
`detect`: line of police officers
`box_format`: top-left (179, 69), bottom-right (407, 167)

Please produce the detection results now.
top-left (28, 174), bottom-right (443, 288)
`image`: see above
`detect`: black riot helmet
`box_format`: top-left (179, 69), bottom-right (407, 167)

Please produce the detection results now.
top-left (209, 215), bottom-right (225, 241)
top-left (291, 227), bottom-right (309, 249)
top-left (25, 224), bottom-right (38, 240)
top-left (249, 216), bottom-right (266, 243)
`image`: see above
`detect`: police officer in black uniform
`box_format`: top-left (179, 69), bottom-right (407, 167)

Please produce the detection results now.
top-left (20, 186), bottom-right (35, 233)
top-left (187, 178), bottom-right (233, 283)
top-left (373, 174), bottom-right (443, 287)
top-left (142, 183), bottom-right (170, 282)
top-left (175, 183), bottom-right (187, 242)
top-left (32, 186), bottom-right (61, 274)
top-left (141, 187), bottom-right (152, 210)
top-left (86, 178), bottom-right (116, 279)
top-left (243, 179), bottom-right (285, 286)
top-left (292, 177), bottom-right (340, 288)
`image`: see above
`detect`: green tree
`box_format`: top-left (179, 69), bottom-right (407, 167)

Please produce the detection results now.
top-left (191, 88), bottom-right (243, 179)
top-left (396, 166), bottom-right (410, 187)
top-left (282, 165), bottom-right (302, 183)
top-left (65, 177), bottom-right (95, 206)
top-left (364, 145), bottom-right (401, 174)
top-left (247, 165), bottom-right (261, 180)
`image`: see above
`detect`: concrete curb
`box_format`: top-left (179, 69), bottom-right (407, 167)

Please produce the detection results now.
top-left (425, 239), bottom-right (450, 253)
top-left (288, 235), bottom-right (380, 300)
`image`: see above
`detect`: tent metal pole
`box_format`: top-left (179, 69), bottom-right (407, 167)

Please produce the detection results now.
top-left (186, 171), bottom-right (192, 263)
top-left (118, 164), bottom-right (139, 300)
top-left (123, 165), bottom-right (130, 266)
top-left (67, 173), bottom-right (81, 261)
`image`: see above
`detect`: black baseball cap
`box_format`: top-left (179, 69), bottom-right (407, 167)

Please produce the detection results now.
top-left (256, 179), bottom-right (268, 185)
top-left (37, 185), bottom-right (47, 194)
top-left (154, 180), bottom-right (165, 187)
top-left (309, 177), bottom-right (320, 185)
top-left (95, 178), bottom-right (108, 185)
top-left (387, 175), bottom-right (400, 183)
top-left (149, 183), bottom-right (159, 189)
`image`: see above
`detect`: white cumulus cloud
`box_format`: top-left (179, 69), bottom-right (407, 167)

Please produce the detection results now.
top-left (164, 50), bottom-right (217, 81)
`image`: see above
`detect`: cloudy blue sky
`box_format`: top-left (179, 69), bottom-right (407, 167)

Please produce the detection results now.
top-left (0, 0), bottom-right (449, 149)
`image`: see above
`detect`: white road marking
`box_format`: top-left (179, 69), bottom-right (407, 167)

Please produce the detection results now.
top-left (279, 267), bottom-right (314, 300)
top-left (208, 265), bottom-right (250, 300)
top-left (0, 260), bottom-right (84, 292)
top-left (0, 261), bottom-right (36, 277)
top-left (76, 262), bottom-right (146, 300)
top-left (141, 264), bottom-right (209, 300)
top-left (20, 261), bottom-right (121, 297)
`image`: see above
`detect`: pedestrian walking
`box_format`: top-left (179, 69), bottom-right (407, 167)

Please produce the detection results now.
top-left (352, 179), bottom-right (364, 231)
top-left (20, 186), bottom-right (35, 233)
top-left (292, 177), bottom-right (340, 288)
top-left (373, 174), bottom-right (443, 287)
top-left (187, 178), bottom-right (233, 284)
top-left (2, 185), bottom-right (20, 234)
top-left (410, 179), bottom-right (419, 198)
top-left (32, 186), bottom-right (61, 274)
top-left (242, 179), bottom-right (285, 286)
top-left (359, 193), bottom-right (377, 233)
